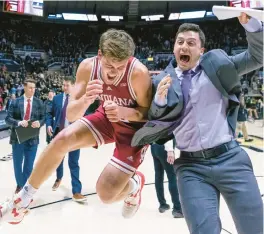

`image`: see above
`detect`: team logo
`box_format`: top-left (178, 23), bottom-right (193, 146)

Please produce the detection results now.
top-left (120, 83), bottom-right (127, 87)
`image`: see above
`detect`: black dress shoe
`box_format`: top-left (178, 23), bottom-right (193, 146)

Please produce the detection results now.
top-left (172, 209), bottom-right (184, 218)
top-left (245, 138), bottom-right (253, 142)
top-left (159, 204), bottom-right (170, 213)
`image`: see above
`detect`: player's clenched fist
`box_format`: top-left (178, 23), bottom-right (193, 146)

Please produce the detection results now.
top-left (84, 80), bottom-right (103, 104)
top-left (103, 101), bottom-right (120, 122)
top-left (155, 74), bottom-right (172, 104)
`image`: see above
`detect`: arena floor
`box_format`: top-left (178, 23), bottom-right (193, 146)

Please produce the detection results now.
top-left (0, 124), bottom-right (263, 234)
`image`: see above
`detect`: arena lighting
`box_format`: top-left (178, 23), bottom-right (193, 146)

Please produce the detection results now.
top-left (87, 14), bottom-right (98, 21)
top-left (62, 13), bottom-right (88, 21)
top-left (168, 13), bottom-right (180, 20)
top-left (62, 13), bottom-right (98, 21)
top-left (141, 15), bottom-right (164, 21)
top-left (179, 11), bottom-right (206, 19)
top-left (206, 11), bottom-right (215, 17)
top-left (101, 15), bottom-right (123, 21)
top-left (48, 14), bottom-right (62, 19)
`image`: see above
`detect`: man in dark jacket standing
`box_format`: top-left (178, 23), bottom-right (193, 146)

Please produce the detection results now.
top-left (5, 78), bottom-right (45, 194)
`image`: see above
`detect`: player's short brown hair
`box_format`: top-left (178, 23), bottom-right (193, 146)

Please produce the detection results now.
top-left (99, 29), bottom-right (135, 61)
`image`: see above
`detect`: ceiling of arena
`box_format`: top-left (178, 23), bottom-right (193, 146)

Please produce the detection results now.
top-left (44, 1), bottom-right (227, 16)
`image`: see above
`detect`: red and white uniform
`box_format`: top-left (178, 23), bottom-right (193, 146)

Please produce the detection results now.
top-left (80, 56), bottom-right (148, 175)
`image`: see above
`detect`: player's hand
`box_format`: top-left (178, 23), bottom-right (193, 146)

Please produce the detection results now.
top-left (31, 121), bottom-right (40, 128)
top-left (156, 74), bottom-right (172, 105)
top-left (18, 120), bottom-right (28, 127)
top-left (167, 151), bottom-right (175, 165)
top-left (238, 12), bottom-right (251, 24)
top-left (47, 126), bottom-right (53, 136)
top-left (84, 80), bottom-right (103, 105)
top-left (103, 101), bottom-right (120, 122)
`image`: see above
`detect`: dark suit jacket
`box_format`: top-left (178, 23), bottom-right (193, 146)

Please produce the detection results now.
top-left (46, 93), bottom-right (100, 130)
top-left (132, 28), bottom-right (263, 147)
top-left (5, 99), bottom-right (13, 111)
top-left (46, 93), bottom-right (64, 130)
top-left (5, 96), bottom-right (45, 145)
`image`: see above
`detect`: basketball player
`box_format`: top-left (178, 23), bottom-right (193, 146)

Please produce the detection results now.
top-left (0, 29), bottom-right (152, 224)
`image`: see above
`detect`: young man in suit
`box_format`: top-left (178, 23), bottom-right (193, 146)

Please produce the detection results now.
top-left (5, 78), bottom-right (45, 194)
top-left (46, 76), bottom-right (86, 202)
top-left (152, 13), bottom-right (263, 234)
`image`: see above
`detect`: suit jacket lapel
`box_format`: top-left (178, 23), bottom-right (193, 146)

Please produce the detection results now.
top-left (31, 97), bottom-right (37, 120)
top-left (59, 94), bottom-right (63, 110)
top-left (19, 96), bottom-right (24, 119)
top-left (200, 54), bottom-right (229, 99)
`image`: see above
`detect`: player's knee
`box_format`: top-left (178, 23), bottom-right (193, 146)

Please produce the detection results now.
top-left (96, 180), bottom-right (117, 204)
top-left (54, 128), bottom-right (76, 148)
top-left (97, 188), bottom-right (116, 204)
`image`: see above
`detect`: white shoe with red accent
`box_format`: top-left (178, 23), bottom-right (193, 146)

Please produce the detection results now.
top-left (122, 171), bottom-right (145, 219)
top-left (0, 196), bottom-right (32, 225)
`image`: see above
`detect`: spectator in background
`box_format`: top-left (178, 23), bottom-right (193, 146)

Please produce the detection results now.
top-left (46, 76), bottom-right (86, 202)
top-left (246, 97), bottom-right (259, 120)
top-left (236, 94), bottom-right (253, 142)
top-left (151, 139), bottom-right (183, 218)
top-left (5, 78), bottom-right (45, 194)
top-left (44, 90), bottom-right (55, 144)
top-left (5, 93), bottom-right (16, 111)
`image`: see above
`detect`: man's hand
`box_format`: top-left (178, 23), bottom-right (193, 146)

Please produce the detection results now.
top-left (83, 80), bottom-right (103, 105)
top-left (103, 101), bottom-right (120, 122)
top-left (31, 121), bottom-right (40, 128)
top-left (238, 12), bottom-right (251, 24)
top-left (167, 151), bottom-right (175, 165)
top-left (155, 74), bottom-right (172, 105)
top-left (18, 120), bottom-right (28, 128)
top-left (47, 126), bottom-right (53, 136)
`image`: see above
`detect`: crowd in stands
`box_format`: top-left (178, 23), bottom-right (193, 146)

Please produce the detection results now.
top-left (0, 15), bottom-right (263, 117)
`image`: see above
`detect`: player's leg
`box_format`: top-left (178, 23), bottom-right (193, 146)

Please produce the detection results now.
top-left (96, 163), bottom-right (133, 203)
top-left (0, 120), bottom-right (96, 224)
top-left (29, 121), bottom-right (96, 189)
top-left (96, 141), bottom-right (148, 219)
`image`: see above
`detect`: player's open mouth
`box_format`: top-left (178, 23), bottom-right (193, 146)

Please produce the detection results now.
top-left (107, 75), bottom-right (117, 80)
top-left (180, 55), bottom-right (190, 63)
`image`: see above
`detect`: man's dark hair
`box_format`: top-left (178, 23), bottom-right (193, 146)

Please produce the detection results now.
top-left (63, 76), bottom-right (75, 85)
top-left (23, 78), bottom-right (36, 86)
top-left (176, 23), bottom-right (206, 48)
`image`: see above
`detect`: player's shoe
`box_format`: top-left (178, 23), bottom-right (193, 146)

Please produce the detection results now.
top-left (0, 196), bottom-right (32, 225)
top-left (122, 171), bottom-right (145, 219)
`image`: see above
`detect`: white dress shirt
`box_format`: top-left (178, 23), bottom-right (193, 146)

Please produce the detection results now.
top-left (164, 139), bottom-right (174, 152)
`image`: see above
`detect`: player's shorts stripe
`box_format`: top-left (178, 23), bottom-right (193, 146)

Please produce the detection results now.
top-left (110, 159), bottom-right (135, 175)
top-left (110, 156), bottom-right (136, 173)
top-left (79, 118), bottom-right (105, 146)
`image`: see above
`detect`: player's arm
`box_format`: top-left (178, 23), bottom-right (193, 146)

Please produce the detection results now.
top-left (119, 64), bottom-right (152, 122)
top-left (66, 59), bottom-right (102, 122)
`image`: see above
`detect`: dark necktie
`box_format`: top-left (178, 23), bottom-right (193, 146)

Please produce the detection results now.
top-left (59, 94), bottom-right (69, 130)
top-left (181, 70), bottom-right (193, 107)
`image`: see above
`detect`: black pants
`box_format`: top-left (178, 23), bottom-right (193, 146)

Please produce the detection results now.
top-left (151, 142), bottom-right (181, 211)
